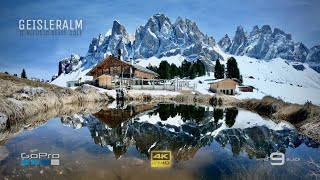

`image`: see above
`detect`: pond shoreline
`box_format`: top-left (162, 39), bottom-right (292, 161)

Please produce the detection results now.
top-left (1, 73), bottom-right (319, 143)
top-left (1, 102), bottom-right (318, 180)
top-left (125, 92), bottom-right (320, 143)
top-left (0, 73), bottom-right (112, 134)
top-left (236, 96), bottom-right (320, 143)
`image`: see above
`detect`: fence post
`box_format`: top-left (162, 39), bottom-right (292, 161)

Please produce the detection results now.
top-left (141, 78), bottom-right (143, 89)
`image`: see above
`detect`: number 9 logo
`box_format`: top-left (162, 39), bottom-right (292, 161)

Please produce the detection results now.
top-left (270, 152), bottom-right (285, 166)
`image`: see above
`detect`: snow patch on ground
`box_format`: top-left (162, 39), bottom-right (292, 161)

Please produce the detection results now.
top-left (7, 98), bottom-right (27, 108)
top-left (186, 73), bottom-right (216, 95)
top-left (95, 88), bottom-right (116, 99)
top-left (107, 101), bottom-right (117, 109)
top-left (235, 77), bottom-right (320, 105)
top-left (71, 84), bottom-right (116, 99)
top-left (128, 90), bottom-right (180, 96)
top-left (51, 68), bottom-right (93, 87)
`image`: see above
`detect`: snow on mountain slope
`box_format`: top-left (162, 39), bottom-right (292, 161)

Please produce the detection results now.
top-left (237, 77), bottom-right (320, 105)
top-left (218, 25), bottom-right (320, 73)
top-left (214, 46), bottom-right (320, 105)
top-left (214, 46), bottom-right (320, 88)
top-left (136, 54), bottom-right (185, 67)
top-left (214, 45), bottom-right (320, 89)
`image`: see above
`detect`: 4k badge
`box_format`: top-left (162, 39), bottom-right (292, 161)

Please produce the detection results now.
top-left (150, 150), bottom-right (172, 168)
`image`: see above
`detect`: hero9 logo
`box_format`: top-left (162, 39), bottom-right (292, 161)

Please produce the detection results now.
top-left (269, 152), bottom-right (301, 166)
top-left (270, 152), bottom-right (285, 166)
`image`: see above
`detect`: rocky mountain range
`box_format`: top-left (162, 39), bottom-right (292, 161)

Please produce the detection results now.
top-left (55, 14), bottom-right (225, 77)
top-left (218, 25), bottom-right (320, 72)
top-left (54, 13), bottom-right (320, 79)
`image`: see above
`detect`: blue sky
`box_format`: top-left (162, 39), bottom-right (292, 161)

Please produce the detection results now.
top-left (0, 0), bottom-right (319, 79)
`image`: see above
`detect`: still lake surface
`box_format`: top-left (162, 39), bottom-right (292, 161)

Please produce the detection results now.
top-left (0, 103), bottom-right (319, 180)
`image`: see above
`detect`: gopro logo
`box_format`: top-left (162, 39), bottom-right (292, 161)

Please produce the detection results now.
top-left (20, 152), bottom-right (60, 166)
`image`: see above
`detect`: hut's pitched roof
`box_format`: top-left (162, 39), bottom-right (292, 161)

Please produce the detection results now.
top-left (86, 55), bottom-right (158, 76)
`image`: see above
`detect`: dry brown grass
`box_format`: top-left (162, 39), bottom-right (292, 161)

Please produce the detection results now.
top-left (0, 73), bottom-right (63, 98)
top-left (236, 96), bottom-right (285, 117)
top-left (178, 90), bottom-right (193, 94)
top-left (236, 95), bottom-right (320, 142)
top-left (0, 73), bottom-right (111, 128)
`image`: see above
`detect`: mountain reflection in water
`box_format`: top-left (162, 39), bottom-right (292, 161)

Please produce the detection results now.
top-left (60, 103), bottom-right (319, 161)
top-left (1, 103), bottom-right (319, 180)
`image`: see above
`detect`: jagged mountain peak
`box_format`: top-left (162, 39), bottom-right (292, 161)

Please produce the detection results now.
top-left (250, 25), bottom-right (260, 36)
top-left (236, 25), bottom-right (244, 32)
top-left (261, 25), bottom-right (272, 34)
top-left (133, 13), bottom-right (219, 65)
top-left (228, 25), bottom-right (247, 55)
top-left (273, 27), bottom-right (291, 40)
top-left (218, 34), bottom-right (231, 52)
top-left (218, 24), bottom-right (320, 72)
top-left (150, 13), bottom-right (171, 22)
top-left (145, 13), bottom-right (172, 36)
top-left (306, 45), bottom-right (320, 67)
top-left (175, 16), bottom-right (183, 22)
top-left (111, 20), bottom-right (129, 38)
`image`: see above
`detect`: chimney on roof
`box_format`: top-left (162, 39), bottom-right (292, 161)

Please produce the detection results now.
top-left (130, 58), bottom-right (133, 65)
top-left (118, 49), bottom-right (121, 60)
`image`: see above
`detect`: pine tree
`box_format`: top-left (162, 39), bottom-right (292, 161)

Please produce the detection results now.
top-left (214, 59), bottom-right (221, 79)
top-left (147, 65), bottom-right (158, 74)
top-left (155, 59), bottom-right (207, 79)
top-left (214, 59), bottom-right (225, 79)
top-left (226, 57), bottom-right (240, 79)
top-left (159, 61), bottom-right (171, 79)
top-left (21, 69), bottom-right (27, 79)
top-left (220, 64), bottom-right (225, 79)
top-left (189, 64), bottom-right (197, 79)
top-left (196, 60), bottom-right (206, 76)
top-left (181, 60), bottom-right (191, 78)
top-left (170, 63), bottom-right (178, 78)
